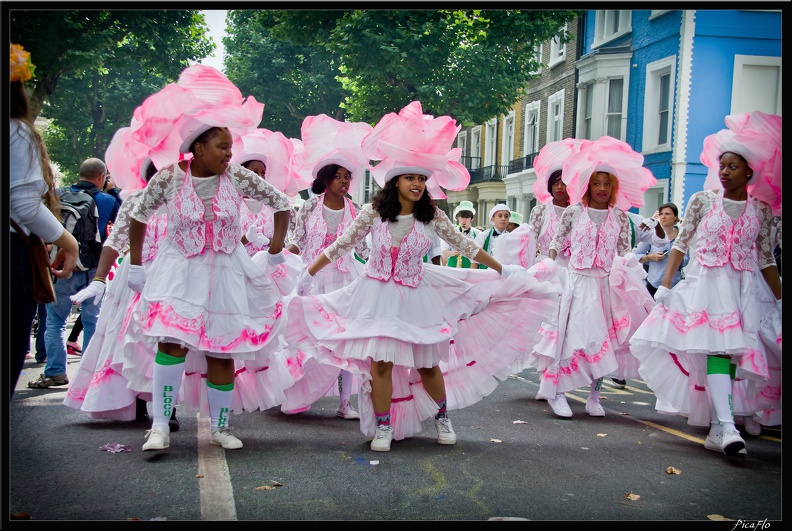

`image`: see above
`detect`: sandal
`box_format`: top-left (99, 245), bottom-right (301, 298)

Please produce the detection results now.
top-left (27, 374), bottom-right (69, 388)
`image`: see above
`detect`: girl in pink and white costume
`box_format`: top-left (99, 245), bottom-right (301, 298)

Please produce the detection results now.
top-left (285, 101), bottom-right (560, 451)
top-left (532, 136), bottom-right (657, 418)
top-left (124, 95), bottom-right (296, 451)
top-left (630, 112), bottom-right (782, 456)
top-left (278, 114), bottom-right (373, 418)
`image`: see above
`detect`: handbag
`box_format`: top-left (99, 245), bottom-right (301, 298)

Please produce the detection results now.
top-left (10, 219), bottom-right (57, 304)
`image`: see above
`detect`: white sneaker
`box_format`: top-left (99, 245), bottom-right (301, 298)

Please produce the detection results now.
top-left (744, 416), bottom-right (762, 436)
top-left (211, 429), bottom-right (243, 450)
top-left (370, 425), bottom-right (394, 452)
top-left (142, 428), bottom-right (170, 451)
top-left (704, 428), bottom-right (746, 456)
top-left (585, 397), bottom-right (605, 417)
top-left (435, 417), bottom-right (457, 445)
top-left (547, 393), bottom-right (573, 418)
top-left (336, 399), bottom-right (360, 420)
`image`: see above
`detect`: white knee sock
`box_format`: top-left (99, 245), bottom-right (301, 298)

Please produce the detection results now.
top-left (589, 377), bottom-right (604, 401)
top-left (207, 383), bottom-right (233, 433)
top-left (707, 372), bottom-right (736, 431)
top-left (151, 353), bottom-right (185, 431)
top-left (339, 370), bottom-right (353, 401)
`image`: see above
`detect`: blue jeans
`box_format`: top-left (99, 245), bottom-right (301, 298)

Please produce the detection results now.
top-left (44, 268), bottom-right (100, 378)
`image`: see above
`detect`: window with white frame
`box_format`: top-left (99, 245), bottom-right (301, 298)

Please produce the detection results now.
top-left (731, 55), bottom-right (782, 116)
top-left (502, 112), bottom-right (515, 165)
top-left (606, 78), bottom-right (624, 139)
top-left (593, 10), bottom-right (631, 47)
top-left (471, 127), bottom-right (482, 169)
top-left (524, 101), bottom-right (540, 155)
top-left (530, 43), bottom-right (544, 75)
top-left (581, 84), bottom-right (594, 139)
top-left (457, 131), bottom-right (467, 159)
top-left (548, 25), bottom-right (567, 68)
top-left (546, 90), bottom-right (565, 143)
top-left (485, 119), bottom-right (497, 166)
top-left (642, 56), bottom-right (675, 153)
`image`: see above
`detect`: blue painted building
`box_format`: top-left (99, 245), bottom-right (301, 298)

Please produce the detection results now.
top-left (575, 9), bottom-right (782, 215)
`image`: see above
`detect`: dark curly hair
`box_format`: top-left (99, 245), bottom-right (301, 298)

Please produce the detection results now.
top-left (190, 126), bottom-right (227, 154)
top-left (371, 174), bottom-right (436, 223)
top-left (312, 164), bottom-right (350, 195)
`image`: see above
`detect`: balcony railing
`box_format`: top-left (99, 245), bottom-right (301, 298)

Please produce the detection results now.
top-left (460, 152), bottom-right (540, 184)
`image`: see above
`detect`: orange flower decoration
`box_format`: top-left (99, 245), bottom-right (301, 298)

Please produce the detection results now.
top-left (10, 43), bottom-right (36, 83)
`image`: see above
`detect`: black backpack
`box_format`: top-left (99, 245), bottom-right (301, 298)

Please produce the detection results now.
top-left (57, 188), bottom-right (102, 271)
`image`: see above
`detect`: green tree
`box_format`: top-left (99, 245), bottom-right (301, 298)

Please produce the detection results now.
top-left (225, 9), bottom-right (580, 128)
top-left (224, 10), bottom-right (345, 139)
top-left (10, 10), bottom-right (214, 178)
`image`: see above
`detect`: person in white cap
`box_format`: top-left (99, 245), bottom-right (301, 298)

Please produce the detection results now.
top-left (472, 203), bottom-right (511, 269)
top-left (442, 200), bottom-right (480, 267)
top-left (279, 114), bottom-right (372, 420)
top-left (631, 112), bottom-right (782, 457)
top-left (125, 105), bottom-right (296, 452)
top-left (507, 211), bottom-right (523, 233)
top-left (284, 101), bottom-right (561, 452)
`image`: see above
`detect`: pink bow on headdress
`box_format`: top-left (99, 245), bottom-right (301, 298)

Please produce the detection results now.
top-left (702, 110), bottom-right (781, 215)
top-left (362, 101), bottom-right (469, 200)
top-left (562, 136), bottom-right (656, 210)
top-left (296, 114), bottom-right (374, 198)
top-left (532, 138), bottom-right (591, 204)
top-left (231, 128), bottom-right (312, 196)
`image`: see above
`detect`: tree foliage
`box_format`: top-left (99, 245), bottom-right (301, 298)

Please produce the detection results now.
top-left (225, 9), bottom-right (580, 130)
top-left (10, 10), bottom-right (214, 179)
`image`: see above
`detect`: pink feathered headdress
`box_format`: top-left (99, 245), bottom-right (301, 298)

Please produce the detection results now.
top-left (105, 124), bottom-right (154, 192)
top-left (532, 138), bottom-right (591, 204)
top-left (296, 114), bottom-right (373, 198)
top-left (362, 101), bottom-right (469, 200)
top-left (701, 110), bottom-right (781, 215)
top-left (562, 136), bottom-right (656, 210)
top-left (231, 128), bottom-right (312, 196)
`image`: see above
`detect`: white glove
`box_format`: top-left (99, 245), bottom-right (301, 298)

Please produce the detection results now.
top-left (654, 285), bottom-right (672, 306)
top-left (265, 250), bottom-right (286, 266)
top-left (128, 264), bottom-right (147, 293)
top-left (71, 280), bottom-right (106, 305)
top-left (500, 264), bottom-right (522, 279)
top-left (640, 217), bottom-right (658, 230)
top-left (245, 224), bottom-right (270, 248)
top-left (296, 269), bottom-right (315, 296)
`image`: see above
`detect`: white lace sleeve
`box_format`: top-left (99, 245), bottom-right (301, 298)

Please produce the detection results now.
top-left (616, 210), bottom-right (632, 256)
top-left (434, 209), bottom-right (480, 259)
top-left (550, 205), bottom-right (577, 253)
top-left (131, 164), bottom-right (177, 223)
top-left (104, 191), bottom-right (143, 254)
top-left (756, 200), bottom-right (778, 269)
top-left (528, 204), bottom-right (545, 241)
top-left (323, 204), bottom-right (377, 262)
top-left (290, 196), bottom-right (318, 253)
top-left (673, 191), bottom-right (708, 254)
top-left (229, 163), bottom-right (291, 212)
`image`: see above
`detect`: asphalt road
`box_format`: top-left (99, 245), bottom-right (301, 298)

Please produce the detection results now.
top-left (6, 330), bottom-right (782, 524)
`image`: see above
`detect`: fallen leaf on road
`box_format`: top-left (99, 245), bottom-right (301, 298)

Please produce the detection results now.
top-left (196, 474), bottom-right (204, 478)
top-left (597, 433), bottom-right (607, 437)
top-left (665, 466), bottom-right (681, 475)
top-left (256, 485), bottom-right (276, 490)
top-left (513, 420), bottom-right (527, 424)
top-left (624, 492), bottom-right (641, 501)
top-left (490, 438), bottom-right (503, 443)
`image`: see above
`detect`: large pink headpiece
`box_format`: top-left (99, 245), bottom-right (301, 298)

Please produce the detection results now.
top-left (532, 138), bottom-right (591, 204)
top-left (562, 136), bottom-right (656, 210)
top-left (362, 101), bottom-right (469, 200)
top-left (701, 110), bottom-right (781, 215)
top-left (231, 128), bottom-right (312, 196)
top-left (296, 115), bottom-right (373, 198)
top-left (105, 123), bottom-right (154, 193)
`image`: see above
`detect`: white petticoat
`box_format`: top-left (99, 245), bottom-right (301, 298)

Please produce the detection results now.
top-left (284, 258), bottom-right (562, 440)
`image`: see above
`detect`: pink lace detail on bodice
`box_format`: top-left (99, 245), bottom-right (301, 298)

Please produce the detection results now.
top-left (365, 217), bottom-right (431, 287)
top-left (303, 195), bottom-right (356, 272)
top-left (695, 193), bottom-right (759, 271)
top-left (569, 206), bottom-right (619, 272)
top-left (211, 174), bottom-right (243, 254)
top-left (142, 211), bottom-right (167, 264)
top-left (537, 205), bottom-right (569, 258)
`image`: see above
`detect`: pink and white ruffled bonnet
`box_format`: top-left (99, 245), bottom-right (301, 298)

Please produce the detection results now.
top-left (231, 128), bottom-right (312, 197)
top-left (562, 136), bottom-right (656, 210)
top-left (701, 110), bottom-right (781, 215)
top-left (532, 138), bottom-right (591, 204)
top-left (361, 101), bottom-right (470, 200)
